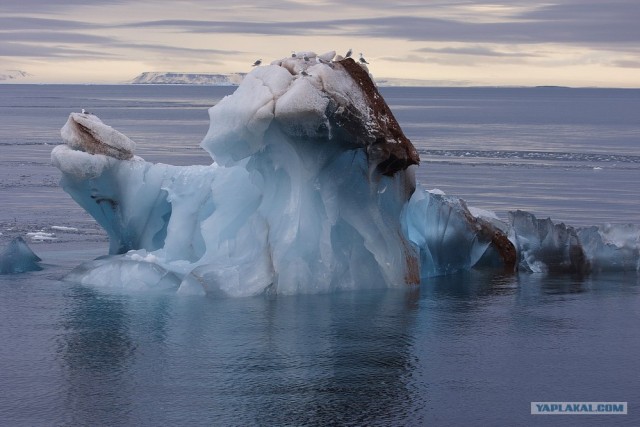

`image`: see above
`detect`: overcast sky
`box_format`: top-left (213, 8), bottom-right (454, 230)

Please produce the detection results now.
top-left (1, 0), bottom-right (639, 86)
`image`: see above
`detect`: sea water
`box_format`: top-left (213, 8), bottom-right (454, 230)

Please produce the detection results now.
top-left (0, 85), bottom-right (639, 425)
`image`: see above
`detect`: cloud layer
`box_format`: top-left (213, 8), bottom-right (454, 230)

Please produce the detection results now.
top-left (1, 0), bottom-right (639, 85)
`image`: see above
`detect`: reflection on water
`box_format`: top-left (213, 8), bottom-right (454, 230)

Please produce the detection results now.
top-left (53, 286), bottom-right (421, 425)
top-left (0, 268), bottom-right (638, 425)
top-left (58, 286), bottom-right (136, 425)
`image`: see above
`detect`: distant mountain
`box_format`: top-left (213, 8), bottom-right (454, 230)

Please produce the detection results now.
top-left (375, 78), bottom-right (472, 87)
top-left (131, 72), bottom-right (246, 85)
top-left (130, 72), bottom-right (473, 87)
top-left (0, 70), bottom-right (31, 81)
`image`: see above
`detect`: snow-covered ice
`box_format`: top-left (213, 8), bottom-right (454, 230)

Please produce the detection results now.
top-left (50, 51), bottom-right (640, 295)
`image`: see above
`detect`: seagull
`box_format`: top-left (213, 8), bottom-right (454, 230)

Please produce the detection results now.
top-left (291, 51), bottom-right (297, 58)
top-left (359, 53), bottom-right (369, 64)
top-left (81, 108), bottom-right (91, 114)
top-left (345, 48), bottom-right (352, 58)
top-left (252, 59), bottom-right (262, 67)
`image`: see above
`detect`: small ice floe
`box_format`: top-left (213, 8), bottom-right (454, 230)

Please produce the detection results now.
top-left (0, 237), bottom-right (43, 274)
top-left (51, 226), bottom-right (78, 232)
top-left (26, 231), bottom-right (56, 241)
top-left (593, 166), bottom-right (603, 171)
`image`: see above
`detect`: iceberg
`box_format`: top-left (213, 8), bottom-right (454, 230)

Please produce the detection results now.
top-left (51, 51), bottom-right (639, 296)
top-left (0, 237), bottom-right (43, 274)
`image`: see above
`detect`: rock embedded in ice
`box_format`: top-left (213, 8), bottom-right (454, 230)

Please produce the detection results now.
top-left (0, 237), bottom-right (43, 274)
top-left (61, 112), bottom-right (135, 160)
top-left (336, 58), bottom-right (420, 176)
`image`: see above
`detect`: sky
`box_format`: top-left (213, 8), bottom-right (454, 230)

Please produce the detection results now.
top-left (1, 0), bottom-right (639, 86)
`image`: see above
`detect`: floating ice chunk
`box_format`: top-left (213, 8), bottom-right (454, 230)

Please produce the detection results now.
top-left (51, 226), bottom-right (78, 232)
top-left (26, 231), bottom-right (56, 241)
top-left (507, 211), bottom-right (639, 274)
top-left (0, 237), bottom-right (42, 274)
top-left (53, 52), bottom-right (424, 295)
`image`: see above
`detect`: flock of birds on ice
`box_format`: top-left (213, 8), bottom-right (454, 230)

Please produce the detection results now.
top-left (251, 49), bottom-right (369, 72)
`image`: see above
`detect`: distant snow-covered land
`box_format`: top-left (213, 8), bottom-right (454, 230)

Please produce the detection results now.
top-left (375, 78), bottom-right (472, 87)
top-left (130, 72), bottom-right (468, 87)
top-left (0, 70), bottom-right (31, 81)
top-left (130, 72), bottom-right (246, 85)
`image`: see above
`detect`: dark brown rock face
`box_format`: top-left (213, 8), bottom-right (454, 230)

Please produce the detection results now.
top-left (459, 200), bottom-right (517, 271)
top-left (337, 58), bottom-right (420, 176)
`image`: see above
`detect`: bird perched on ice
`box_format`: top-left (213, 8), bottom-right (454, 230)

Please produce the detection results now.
top-left (359, 53), bottom-right (369, 64)
top-left (252, 59), bottom-right (262, 66)
top-left (345, 48), bottom-right (352, 58)
top-left (291, 51), bottom-right (297, 58)
top-left (81, 108), bottom-right (91, 115)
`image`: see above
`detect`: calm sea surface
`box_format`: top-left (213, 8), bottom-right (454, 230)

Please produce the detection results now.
top-left (0, 85), bottom-right (639, 425)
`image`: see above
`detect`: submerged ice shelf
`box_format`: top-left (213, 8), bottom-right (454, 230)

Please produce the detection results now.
top-left (50, 51), bottom-right (640, 294)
